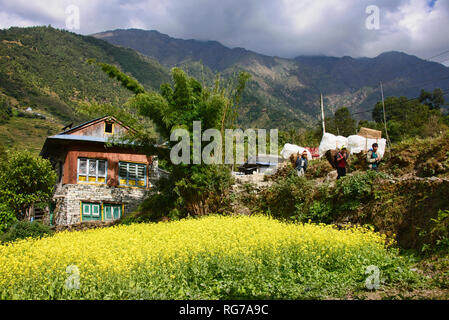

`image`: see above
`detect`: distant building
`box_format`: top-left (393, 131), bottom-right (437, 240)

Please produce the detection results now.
top-left (237, 154), bottom-right (284, 175)
top-left (39, 116), bottom-right (165, 226)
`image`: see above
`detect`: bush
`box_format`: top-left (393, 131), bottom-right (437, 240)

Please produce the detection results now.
top-left (260, 170), bottom-right (389, 224)
top-left (0, 204), bottom-right (16, 233)
top-left (333, 171), bottom-right (388, 213)
top-left (0, 97), bottom-right (13, 124)
top-left (260, 171), bottom-right (314, 221)
top-left (0, 151), bottom-right (57, 219)
top-left (139, 165), bottom-right (235, 221)
top-left (420, 210), bottom-right (449, 254)
top-left (0, 221), bottom-right (54, 243)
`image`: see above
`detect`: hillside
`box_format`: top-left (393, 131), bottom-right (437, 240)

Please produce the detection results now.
top-left (94, 29), bottom-right (449, 127)
top-left (2, 27), bottom-right (449, 154)
top-left (0, 26), bottom-right (170, 153)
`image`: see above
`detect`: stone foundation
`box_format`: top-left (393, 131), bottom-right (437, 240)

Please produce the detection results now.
top-left (54, 221), bottom-right (118, 232)
top-left (53, 184), bottom-right (151, 225)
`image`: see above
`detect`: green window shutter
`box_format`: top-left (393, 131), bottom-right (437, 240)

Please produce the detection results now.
top-left (82, 203), bottom-right (102, 221)
top-left (105, 206), bottom-right (112, 221)
top-left (104, 204), bottom-right (122, 221)
top-left (113, 206), bottom-right (121, 220)
top-left (92, 204), bottom-right (100, 218)
top-left (83, 204), bottom-right (91, 216)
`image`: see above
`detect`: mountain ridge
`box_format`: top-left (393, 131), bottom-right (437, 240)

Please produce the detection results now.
top-left (1, 26), bottom-right (449, 156)
top-left (92, 28), bottom-right (449, 126)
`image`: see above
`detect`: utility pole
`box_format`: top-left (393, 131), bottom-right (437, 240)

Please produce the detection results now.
top-left (320, 93), bottom-right (326, 135)
top-left (380, 82), bottom-right (391, 148)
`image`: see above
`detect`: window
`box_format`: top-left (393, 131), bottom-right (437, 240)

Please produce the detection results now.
top-left (105, 122), bottom-right (113, 134)
top-left (119, 162), bottom-right (147, 187)
top-left (81, 203), bottom-right (101, 221)
top-left (78, 158), bottom-right (107, 184)
top-left (104, 204), bottom-right (122, 221)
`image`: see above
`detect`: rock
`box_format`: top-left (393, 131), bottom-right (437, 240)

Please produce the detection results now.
top-left (325, 170), bottom-right (338, 182)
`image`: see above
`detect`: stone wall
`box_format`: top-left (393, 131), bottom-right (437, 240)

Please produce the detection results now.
top-left (54, 221), bottom-right (118, 232)
top-left (53, 184), bottom-right (151, 225)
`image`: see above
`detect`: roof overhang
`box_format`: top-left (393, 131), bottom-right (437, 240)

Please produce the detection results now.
top-left (40, 135), bottom-right (170, 159)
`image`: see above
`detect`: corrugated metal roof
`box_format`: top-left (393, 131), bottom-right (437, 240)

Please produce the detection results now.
top-left (47, 134), bottom-right (110, 144)
top-left (58, 117), bottom-right (104, 135)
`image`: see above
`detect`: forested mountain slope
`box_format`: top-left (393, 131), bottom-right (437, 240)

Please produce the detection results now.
top-left (0, 26), bottom-right (170, 153)
top-left (94, 29), bottom-right (449, 128)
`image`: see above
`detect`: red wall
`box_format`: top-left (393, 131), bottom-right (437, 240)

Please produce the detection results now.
top-left (62, 143), bottom-right (152, 187)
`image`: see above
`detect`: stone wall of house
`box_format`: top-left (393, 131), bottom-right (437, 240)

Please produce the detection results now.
top-left (53, 184), bottom-right (151, 226)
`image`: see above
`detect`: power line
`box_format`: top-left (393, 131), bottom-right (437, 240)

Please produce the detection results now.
top-left (427, 49), bottom-right (449, 61)
top-left (352, 88), bottom-right (449, 116)
top-left (405, 75), bottom-right (449, 91)
top-left (311, 49), bottom-right (449, 121)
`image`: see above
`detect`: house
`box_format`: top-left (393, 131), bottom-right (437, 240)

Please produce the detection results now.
top-left (39, 116), bottom-right (164, 226)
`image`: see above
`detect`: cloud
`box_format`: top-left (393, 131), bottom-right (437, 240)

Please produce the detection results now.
top-left (0, 0), bottom-right (448, 63)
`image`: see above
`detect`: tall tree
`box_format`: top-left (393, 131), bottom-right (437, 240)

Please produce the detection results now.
top-left (92, 62), bottom-right (250, 219)
top-left (0, 151), bottom-right (56, 220)
top-left (325, 107), bottom-right (356, 137)
top-left (419, 88), bottom-right (446, 110)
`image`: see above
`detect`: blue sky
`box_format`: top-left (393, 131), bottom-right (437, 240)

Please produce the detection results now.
top-left (428, 0), bottom-right (437, 8)
top-left (0, 0), bottom-right (448, 63)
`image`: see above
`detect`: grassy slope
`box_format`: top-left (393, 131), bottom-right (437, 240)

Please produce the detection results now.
top-left (0, 26), bottom-right (170, 154)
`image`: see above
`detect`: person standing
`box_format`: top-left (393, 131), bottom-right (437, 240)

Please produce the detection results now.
top-left (295, 151), bottom-right (309, 177)
top-left (336, 147), bottom-right (349, 180)
top-left (367, 143), bottom-right (382, 172)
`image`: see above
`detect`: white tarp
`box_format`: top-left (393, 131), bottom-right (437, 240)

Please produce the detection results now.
top-left (347, 135), bottom-right (366, 154)
top-left (318, 133), bottom-right (348, 157)
top-left (319, 133), bottom-right (387, 158)
top-left (280, 144), bottom-right (313, 161)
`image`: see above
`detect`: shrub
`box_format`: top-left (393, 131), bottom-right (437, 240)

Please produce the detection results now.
top-left (0, 97), bottom-right (13, 125)
top-left (421, 210), bottom-right (449, 253)
top-left (334, 171), bottom-right (388, 213)
top-left (0, 204), bottom-right (16, 233)
top-left (139, 165), bottom-right (235, 221)
top-left (308, 201), bottom-right (333, 223)
top-left (305, 158), bottom-right (334, 179)
top-left (260, 170), bottom-right (390, 224)
top-left (260, 171), bottom-right (314, 220)
top-left (0, 151), bottom-right (57, 219)
top-left (0, 221), bottom-right (54, 243)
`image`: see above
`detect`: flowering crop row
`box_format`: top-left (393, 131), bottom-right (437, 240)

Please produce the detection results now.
top-left (0, 216), bottom-right (413, 299)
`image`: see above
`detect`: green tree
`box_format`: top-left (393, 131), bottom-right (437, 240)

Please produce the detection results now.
top-left (0, 203), bottom-right (16, 233)
top-left (325, 107), bottom-right (356, 136)
top-left (419, 88), bottom-right (446, 111)
top-left (0, 96), bottom-right (13, 125)
top-left (0, 151), bottom-right (56, 220)
top-left (0, 143), bottom-right (7, 165)
top-left (371, 94), bottom-right (445, 142)
top-left (93, 62), bottom-right (250, 219)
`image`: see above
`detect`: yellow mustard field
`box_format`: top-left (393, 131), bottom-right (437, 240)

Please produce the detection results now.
top-left (0, 215), bottom-right (412, 299)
